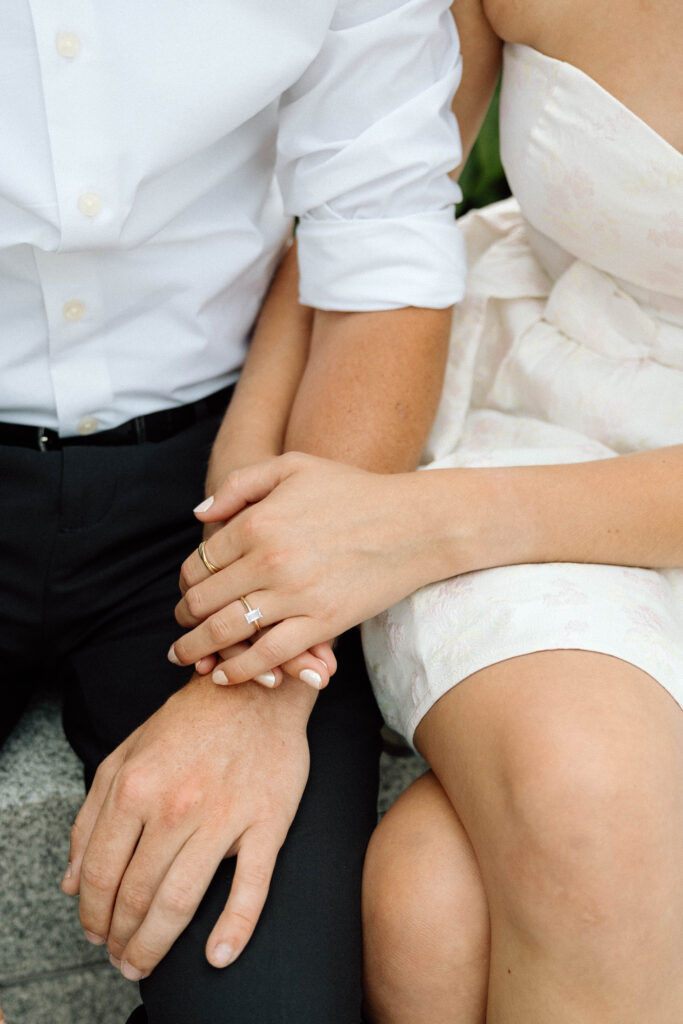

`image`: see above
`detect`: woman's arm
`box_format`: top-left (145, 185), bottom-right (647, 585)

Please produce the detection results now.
top-left (434, 445), bottom-right (683, 574)
top-left (172, 444), bottom-right (683, 682)
top-left (172, 301), bottom-right (453, 677)
top-left (196, 242), bottom-right (337, 689)
top-left (204, 241), bottom-right (313, 492)
top-left (449, 0), bottom-right (503, 174)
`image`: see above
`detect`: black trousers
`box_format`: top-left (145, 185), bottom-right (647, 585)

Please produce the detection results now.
top-left (0, 412), bottom-right (381, 1023)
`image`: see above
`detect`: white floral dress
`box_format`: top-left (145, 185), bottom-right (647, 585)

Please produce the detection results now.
top-left (362, 43), bottom-right (683, 745)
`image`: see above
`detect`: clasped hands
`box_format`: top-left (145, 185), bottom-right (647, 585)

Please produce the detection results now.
top-left (171, 452), bottom-right (428, 685)
top-left (62, 453), bottom-right (425, 985)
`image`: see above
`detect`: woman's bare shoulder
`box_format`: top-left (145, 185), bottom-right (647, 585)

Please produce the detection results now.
top-left (483, 0), bottom-right (681, 53)
top-left (481, 0), bottom-right (683, 151)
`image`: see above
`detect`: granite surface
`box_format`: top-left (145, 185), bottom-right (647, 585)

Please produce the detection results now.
top-left (378, 749), bottom-right (428, 816)
top-left (0, 964), bottom-right (139, 1024)
top-left (0, 696), bottom-right (427, 1022)
top-left (0, 697), bottom-right (95, 985)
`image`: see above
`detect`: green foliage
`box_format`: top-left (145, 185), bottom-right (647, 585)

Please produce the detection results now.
top-left (456, 80), bottom-right (510, 216)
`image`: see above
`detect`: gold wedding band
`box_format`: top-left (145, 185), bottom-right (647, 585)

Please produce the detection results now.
top-left (198, 540), bottom-right (221, 575)
top-left (240, 595), bottom-right (263, 633)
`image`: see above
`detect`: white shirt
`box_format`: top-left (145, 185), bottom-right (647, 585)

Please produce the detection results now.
top-left (2, 0), bottom-right (465, 436)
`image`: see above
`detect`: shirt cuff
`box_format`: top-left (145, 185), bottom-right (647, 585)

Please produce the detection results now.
top-left (296, 209), bottom-right (466, 311)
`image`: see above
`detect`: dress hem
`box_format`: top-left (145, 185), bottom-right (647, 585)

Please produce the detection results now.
top-left (401, 636), bottom-right (683, 750)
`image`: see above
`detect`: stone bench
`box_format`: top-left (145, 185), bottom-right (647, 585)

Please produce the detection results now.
top-left (0, 696), bottom-right (425, 1024)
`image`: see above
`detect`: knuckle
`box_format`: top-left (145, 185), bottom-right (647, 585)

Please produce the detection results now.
top-left (159, 786), bottom-right (203, 829)
top-left (208, 613), bottom-right (232, 646)
top-left (70, 815), bottom-right (86, 849)
top-left (119, 884), bottom-right (153, 918)
top-left (260, 547), bottom-right (285, 574)
top-left (107, 936), bottom-right (125, 958)
top-left (258, 633), bottom-right (287, 665)
top-left (239, 512), bottom-right (260, 545)
top-left (158, 882), bottom-right (197, 919)
top-left (174, 598), bottom-right (194, 629)
top-left (179, 558), bottom-right (195, 592)
top-left (80, 860), bottom-right (116, 895)
top-left (111, 768), bottom-right (147, 812)
top-left (126, 936), bottom-right (163, 966)
top-left (225, 467), bottom-right (242, 491)
top-left (184, 586), bottom-right (204, 620)
top-left (171, 636), bottom-right (190, 663)
top-left (239, 860), bottom-right (272, 892)
top-left (93, 755), bottom-right (116, 789)
top-left (227, 909), bottom-right (258, 944)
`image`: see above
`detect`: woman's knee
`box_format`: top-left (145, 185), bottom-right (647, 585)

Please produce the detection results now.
top-left (423, 654), bottom-right (683, 953)
top-left (362, 772), bottom-right (489, 1022)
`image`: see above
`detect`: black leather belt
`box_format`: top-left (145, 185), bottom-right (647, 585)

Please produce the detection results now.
top-left (0, 383), bottom-right (235, 451)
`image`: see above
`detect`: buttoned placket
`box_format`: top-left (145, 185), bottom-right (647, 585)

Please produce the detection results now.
top-left (28, 1), bottom-right (114, 437)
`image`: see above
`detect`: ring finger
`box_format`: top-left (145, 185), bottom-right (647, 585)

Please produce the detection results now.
top-left (179, 529), bottom-right (242, 594)
top-left (169, 592), bottom-right (274, 667)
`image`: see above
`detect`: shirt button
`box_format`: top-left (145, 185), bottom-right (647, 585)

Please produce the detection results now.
top-left (55, 32), bottom-right (81, 58)
top-left (63, 299), bottom-right (86, 322)
top-left (78, 192), bottom-right (102, 217)
top-left (76, 416), bottom-right (99, 436)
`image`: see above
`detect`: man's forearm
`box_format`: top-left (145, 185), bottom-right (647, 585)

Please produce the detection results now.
top-left (284, 306), bottom-right (453, 473)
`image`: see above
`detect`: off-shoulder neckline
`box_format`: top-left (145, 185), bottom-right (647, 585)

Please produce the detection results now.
top-left (508, 42), bottom-right (682, 159)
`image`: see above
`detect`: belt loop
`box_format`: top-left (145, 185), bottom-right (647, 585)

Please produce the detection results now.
top-left (37, 428), bottom-right (51, 452)
top-left (134, 416), bottom-right (147, 443)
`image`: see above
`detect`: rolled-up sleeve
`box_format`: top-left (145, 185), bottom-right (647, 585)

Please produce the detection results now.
top-left (277, 0), bottom-right (465, 311)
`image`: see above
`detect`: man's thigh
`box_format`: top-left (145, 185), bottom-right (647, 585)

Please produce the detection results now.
top-left (0, 445), bottom-right (63, 741)
top-left (136, 629), bottom-right (381, 1024)
top-left (44, 429), bottom-right (381, 1023)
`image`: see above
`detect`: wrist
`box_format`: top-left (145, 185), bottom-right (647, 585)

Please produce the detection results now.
top-left (410, 465), bottom-right (541, 585)
top-left (180, 671), bottom-right (317, 727)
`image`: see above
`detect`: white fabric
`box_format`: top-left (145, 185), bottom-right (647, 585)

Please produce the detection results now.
top-left (1, 0), bottom-right (464, 435)
top-left (362, 43), bottom-right (683, 745)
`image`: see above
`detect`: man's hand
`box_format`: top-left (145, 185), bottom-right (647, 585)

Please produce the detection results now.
top-left (62, 673), bottom-right (315, 980)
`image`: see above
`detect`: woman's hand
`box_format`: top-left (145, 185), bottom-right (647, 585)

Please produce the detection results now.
top-left (193, 639), bottom-right (337, 691)
top-left (170, 453), bottom-right (436, 685)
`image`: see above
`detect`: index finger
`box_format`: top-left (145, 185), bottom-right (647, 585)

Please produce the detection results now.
top-left (77, 782), bottom-right (146, 945)
top-left (62, 748), bottom-right (124, 897)
top-left (193, 453), bottom-right (308, 525)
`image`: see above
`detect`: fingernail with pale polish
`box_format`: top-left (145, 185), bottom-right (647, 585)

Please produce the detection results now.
top-left (213, 670), bottom-right (229, 685)
top-left (193, 495), bottom-right (215, 514)
top-left (108, 953), bottom-right (121, 969)
top-left (84, 930), bottom-right (106, 946)
top-left (300, 669), bottom-right (323, 689)
top-left (213, 943), bottom-right (237, 967)
top-left (167, 644), bottom-right (181, 665)
top-left (62, 862), bottom-right (73, 883)
top-left (255, 671), bottom-right (276, 687)
top-left (121, 961), bottom-right (148, 982)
